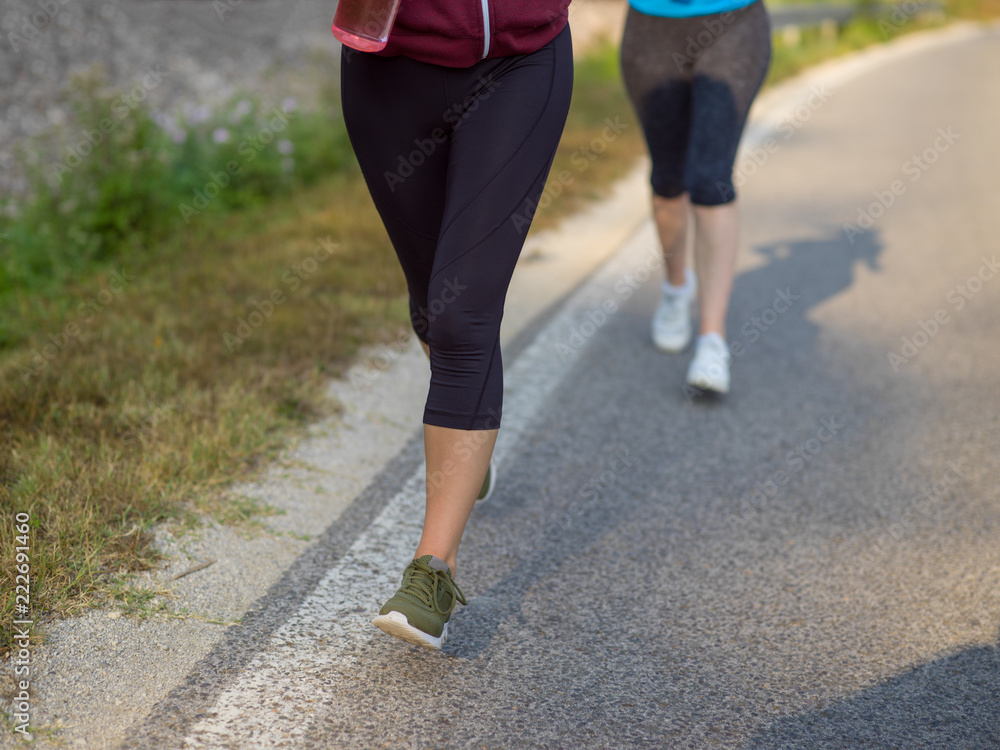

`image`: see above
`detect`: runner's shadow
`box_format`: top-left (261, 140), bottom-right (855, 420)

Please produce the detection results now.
top-left (448, 227), bottom-right (885, 659)
top-left (719, 225), bottom-right (883, 383)
top-left (741, 224), bottom-right (883, 300)
top-left (747, 638), bottom-right (1000, 748)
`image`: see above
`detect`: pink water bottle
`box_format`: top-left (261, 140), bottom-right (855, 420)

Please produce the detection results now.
top-left (332, 0), bottom-right (402, 52)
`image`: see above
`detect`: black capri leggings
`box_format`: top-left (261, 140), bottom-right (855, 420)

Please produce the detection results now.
top-left (341, 26), bottom-right (573, 430)
top-left (620, 1), bottom-right (771, 205)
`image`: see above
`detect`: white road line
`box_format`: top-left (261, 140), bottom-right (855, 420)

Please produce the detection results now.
top-left (181, 25), bottom-right (991, 747)
top-left (181, 220), bottom-right (659, 749)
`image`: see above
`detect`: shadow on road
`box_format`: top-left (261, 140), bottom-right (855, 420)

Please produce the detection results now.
top-left (448, 226), bottom-right (886, 661)
top-left (747, 639), bottom-right (1000, 749)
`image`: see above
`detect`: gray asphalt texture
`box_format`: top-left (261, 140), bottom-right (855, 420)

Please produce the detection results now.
top-left (122, 26), bottom-right (999, 750)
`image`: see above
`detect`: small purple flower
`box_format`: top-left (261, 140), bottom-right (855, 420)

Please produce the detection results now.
top-left (212, 128), bottom-right (230, 144)
top-left (230, 99), bottom-right (253, 123)
top-left (277, 139), bottom-right (293, 155)
top-left (186, 104), bottom-right (212, 125)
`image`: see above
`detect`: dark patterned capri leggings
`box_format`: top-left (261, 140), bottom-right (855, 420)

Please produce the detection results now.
top-left (620, 1), bottom-right (771, 206)
top-left (340, 27), bottom-right (573, 430)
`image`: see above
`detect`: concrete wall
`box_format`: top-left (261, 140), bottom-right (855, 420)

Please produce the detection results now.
top-left (0, 0), bottom-right (341, 184)
top-left (0, 0), bottom-right (633, 192)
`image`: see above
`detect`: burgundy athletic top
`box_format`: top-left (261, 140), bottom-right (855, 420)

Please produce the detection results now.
top-left (375, 0), bottom-right (571, 68)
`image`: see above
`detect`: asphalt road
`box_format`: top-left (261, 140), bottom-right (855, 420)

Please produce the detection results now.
top-left (114, 24), bottom-right (1000, 750)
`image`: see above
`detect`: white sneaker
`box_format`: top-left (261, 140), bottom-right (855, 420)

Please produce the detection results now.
top-left (686, 332), bottom-right (731, 394)
top-left (651, 269), bottom-right (695, 353)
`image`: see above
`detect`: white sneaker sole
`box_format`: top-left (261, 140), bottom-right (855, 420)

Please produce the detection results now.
top-left (372, 611), bottom-right (446, 650)
top-left (653, 330), bottom-right (692, 353)
top-left (686, 370), bottom-right (730, 394)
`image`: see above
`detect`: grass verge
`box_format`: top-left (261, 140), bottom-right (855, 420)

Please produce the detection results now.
top-left (0, 4), bottom-right (994, 654)
top-left (767, 2), bottom-right (947, 84)
top-left (0, 42), bottom-right (644, 655)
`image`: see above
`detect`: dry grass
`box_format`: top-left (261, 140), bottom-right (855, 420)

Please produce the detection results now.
top-left (4, 2), bottom-right (996, 649)
top-left (0, 43), bottom-right (643, 653)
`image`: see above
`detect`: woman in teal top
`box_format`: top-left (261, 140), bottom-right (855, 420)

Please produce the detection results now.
top-left (631, 0), bottom-right (760, 18)
top-left (621, 0), bottom-right (771, 394)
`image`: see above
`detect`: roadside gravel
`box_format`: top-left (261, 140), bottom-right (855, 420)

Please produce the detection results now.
top-left (4, 7), bottom-right (980, 749)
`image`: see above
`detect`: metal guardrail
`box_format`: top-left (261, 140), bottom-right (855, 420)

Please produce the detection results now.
top-left (768, 1), bottom-right (945, 31)
top-left (768, 3), bottom-right (858, 30)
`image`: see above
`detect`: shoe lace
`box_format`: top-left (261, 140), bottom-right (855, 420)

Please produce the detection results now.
top-left (657, 292), bottom-right (686, 319)
top-left (698, 335), bottom-right (729, 358)
top-left (401, 558), bottom-right (468, 614)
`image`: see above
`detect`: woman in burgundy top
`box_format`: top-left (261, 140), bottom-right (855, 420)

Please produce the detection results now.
top-left (340, 0), bottom-right (573, 649)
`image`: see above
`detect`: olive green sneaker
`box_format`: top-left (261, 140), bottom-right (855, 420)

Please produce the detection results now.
top-left (373, 555), bottom-right (467, 649)
top-left (477, 459), bottom-right (495, 502)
